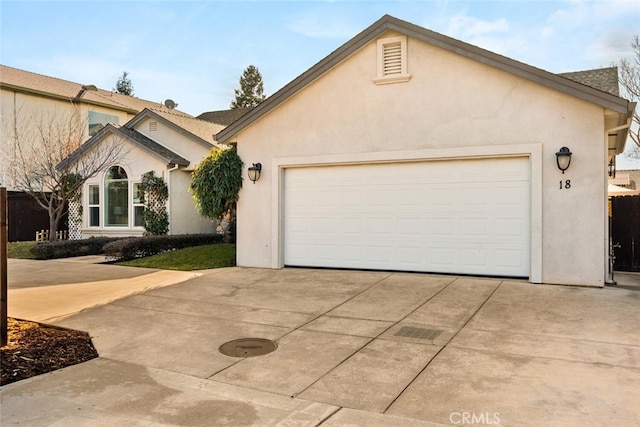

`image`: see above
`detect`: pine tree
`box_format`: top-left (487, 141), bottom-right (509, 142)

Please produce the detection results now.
top-left (230, 65), bottom-right (266, 109)
top-left (114, 71), bottom-right (134, 96)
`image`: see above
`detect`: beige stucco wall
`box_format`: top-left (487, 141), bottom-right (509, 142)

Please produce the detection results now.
top-left (168, 169), bottom-right (216, 235)
top-left (233, 34), bottom-right (608, 286)
top-left (81, 137), bottom-right (165, 238)
top-left (133, 116), bottom-right (212, 165)
top-left (80, 134), bottom-right (215, 238)
top-left (0, 88), bottom-right (135, 190)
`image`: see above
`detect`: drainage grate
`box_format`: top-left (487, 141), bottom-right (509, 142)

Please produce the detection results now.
top-left (394, 326), bottom-right (443, 340)
top-left (219, 338), bottom-right (277, 358)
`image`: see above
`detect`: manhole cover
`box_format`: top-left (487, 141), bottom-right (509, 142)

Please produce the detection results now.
top-left (219, 338), bottom-right (278, 357)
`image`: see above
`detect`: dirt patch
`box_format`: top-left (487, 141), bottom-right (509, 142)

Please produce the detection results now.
top-left (1, 318), bottom-right (98, 385)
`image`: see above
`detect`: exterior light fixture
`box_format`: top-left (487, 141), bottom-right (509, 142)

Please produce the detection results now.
top-left (555, 147), bottom-right (572, 174)
top-left (608, 158), bottom-right (616, 178)
top-left (248, 163), bottom-right (262, 183)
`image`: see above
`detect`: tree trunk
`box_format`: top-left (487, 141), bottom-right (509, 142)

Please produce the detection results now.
top-left (49, 206), bottom-right (58, 242)
top-left (48, 196), bottom-right (66, 242)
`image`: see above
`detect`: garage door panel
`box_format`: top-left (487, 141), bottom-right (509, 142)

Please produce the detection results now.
top-left (284, 158), bottom-right (530, 277)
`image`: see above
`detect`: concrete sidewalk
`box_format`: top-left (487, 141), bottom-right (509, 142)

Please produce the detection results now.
top-left (2, 266), bottom-right (640, 426)
top-left (6, 258), bottom-right (206, 323)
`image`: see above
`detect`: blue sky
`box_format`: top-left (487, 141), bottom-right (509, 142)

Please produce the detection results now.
top-left (2, 0), bottom-right (640, 166)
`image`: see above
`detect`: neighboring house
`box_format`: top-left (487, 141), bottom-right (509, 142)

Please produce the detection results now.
top-left (0, 64), bottom-right (169, 190)
top-left (610, 170), bottom-right (640, 191)
top-left (215, 15), bottom-right (636, 287)
top-left (58, 108), bottom-right (225, 238)
top-left (609, 170), bottom-right (640, 271)
top-left (197, 108), bottom-right (251, 126)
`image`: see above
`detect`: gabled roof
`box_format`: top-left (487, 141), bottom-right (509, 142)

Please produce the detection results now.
top-left (559, 67), bottom-right (620, 96)
top-left (0, 64), bottom-right (167, 115)
top-left (197, 108), bottom-right (251, 126)
top-left (216, 14), bottom-right (635, 143)
top-left (124, 108), bottom-right (224, 148)
top-left (57, 124), bottom-right (190, 171)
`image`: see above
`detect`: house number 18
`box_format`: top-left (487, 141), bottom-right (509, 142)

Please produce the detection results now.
top-left (559, 179), bottom-right (571, 190)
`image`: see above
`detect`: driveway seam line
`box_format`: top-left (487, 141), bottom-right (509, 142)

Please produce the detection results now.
top-left (290, 275), bottom-right (459, 399)
top-left (206, 272), bottom-right (394, 386)
top-left (381, 279), bottom-right (504, 414)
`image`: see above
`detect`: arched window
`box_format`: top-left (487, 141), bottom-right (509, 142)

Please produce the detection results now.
top-left (105, 166), bottom-right (129, 226)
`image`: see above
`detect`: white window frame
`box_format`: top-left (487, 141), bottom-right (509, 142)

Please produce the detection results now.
top-left (88, 184), bottom-right (100, 227)
top-left (132, 182), bottom-right (145, 228)
top-left (105, 166), bottom-right (129, 227)
top-left (374, 35), bottom-right (411, 85)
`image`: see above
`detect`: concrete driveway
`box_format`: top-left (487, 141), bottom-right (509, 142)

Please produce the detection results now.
top-left (2, 263), bottom-right (639, 426)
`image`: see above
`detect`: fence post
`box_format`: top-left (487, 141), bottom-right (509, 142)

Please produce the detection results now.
top-left (1, 187), bottom-right (8, 347)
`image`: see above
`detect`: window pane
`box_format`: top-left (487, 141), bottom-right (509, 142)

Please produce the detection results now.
top-left (133, 183), bottom-right (145, 204)
top-left (105, 166), bottom-right (128, 227)
top-left (134, 206), bottom-right (145, 227)
top-left (90, 207), bottom-right (100, 227)
top-left (89, 111), bottom-right (119, 136)
top-left (106, 166), bottom-right (127, 180)
top-left (89, 185), bottom-right (99, 205)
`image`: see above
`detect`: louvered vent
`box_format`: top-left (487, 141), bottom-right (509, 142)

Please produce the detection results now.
top-left (149, 121), bottom-right (158, 131)
top-left (375, 35), bottom-right (410, 84)
top-left (383, 41), bottom-right (402, 76)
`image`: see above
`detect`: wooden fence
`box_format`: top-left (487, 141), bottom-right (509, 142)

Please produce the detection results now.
top-left (35, 229), bottom-right (68, 242)
top-left (611, 195), bottom-right (640, 272)
top-left (7, 191), bottom-right (67, 242)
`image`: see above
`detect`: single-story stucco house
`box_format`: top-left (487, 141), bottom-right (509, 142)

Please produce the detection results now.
top-left (215, 15), bottom-right (636, 287)
top-left (59, 107), bottom-right (227, 238)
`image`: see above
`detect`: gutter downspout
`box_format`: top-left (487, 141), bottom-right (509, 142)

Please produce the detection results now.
top-left (604, 109), bottom-right (634, 286)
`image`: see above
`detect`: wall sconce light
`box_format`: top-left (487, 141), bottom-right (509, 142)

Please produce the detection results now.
top-left (555, 147), bottom-right (572, 174)
top-left (608, 158), bottom-right (616, 178)
top-left (248, 163), bottom-right (262, 183)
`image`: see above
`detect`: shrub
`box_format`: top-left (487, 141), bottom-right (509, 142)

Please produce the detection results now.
top-left (30, 236), bottom-right (123, 260)
top-left (139, 171), bottom-right (169, 236)
top-left (103, 233), bottom-right (223, 261)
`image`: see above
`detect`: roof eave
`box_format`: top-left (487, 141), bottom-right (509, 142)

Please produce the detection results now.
top-left (216, 16), bottom-right (393, 143)
top-left (56, 124), bottom-right (119, 171)
top-left (613, 101), bottom-right (637, 155)
top-left (215, 14), bottom-right (634, 143)
top-left (1, 83), bottom-right (139, 115)
top-left (126, 108), bottom-right (215, 149)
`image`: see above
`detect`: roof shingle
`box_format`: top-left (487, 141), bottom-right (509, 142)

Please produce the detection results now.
top-left (1, 64), bottom-right (166, 114)
top-left (558, 67), bottom-right (620, 96)
top-left (197, 108), bottom-right (251, 126)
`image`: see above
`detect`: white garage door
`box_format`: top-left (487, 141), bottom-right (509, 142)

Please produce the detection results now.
top-left (284, 157), bottom-right (530, 277)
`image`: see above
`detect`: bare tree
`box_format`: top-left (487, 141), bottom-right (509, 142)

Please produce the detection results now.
top-left (7, 106), bottom-right (126, 240)
top-left (619, 35), bottom-right (640, 157)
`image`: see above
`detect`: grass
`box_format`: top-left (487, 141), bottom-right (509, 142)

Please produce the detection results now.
top-left (7, 241), bottom-right (37, 259)
top-left (117, 243), bottom-right (236, 271)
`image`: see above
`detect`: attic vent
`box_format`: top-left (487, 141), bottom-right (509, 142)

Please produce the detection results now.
top-left (149, 121), bottom-right (158, 132)
top-left (383, 41), bottom-right (402, 76)
top-left (374, 35), bottom-right (411, 85)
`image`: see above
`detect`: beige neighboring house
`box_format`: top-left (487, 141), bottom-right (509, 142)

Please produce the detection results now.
top-left (610, 170), bottom-right (640, 191)
top-left (216, 15), bottom-right (636, 287)
top-left (0, 64), bottom-right (172, 190)
top-left (58, 107), bottom-right (225, 238)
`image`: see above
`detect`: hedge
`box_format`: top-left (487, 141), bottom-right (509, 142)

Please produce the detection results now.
top-left (103, 233), bottom-right (223, 261)
top-left (30, 236), bottom-right (123, 260)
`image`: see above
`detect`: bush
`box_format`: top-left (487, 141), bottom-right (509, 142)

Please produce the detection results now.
top-left (103, 233), bottom-right (223, 261)
top-left (30, 236), bottom-right (123, 260)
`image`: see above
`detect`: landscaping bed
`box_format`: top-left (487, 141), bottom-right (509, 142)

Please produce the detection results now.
top-left (1, 318), bottom-right (98, 386)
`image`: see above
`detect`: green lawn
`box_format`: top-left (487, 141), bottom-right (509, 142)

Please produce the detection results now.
top-left (117, 243), bottom-right (236, 271)
top-left (7, 241), bottom-right (37, 259)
